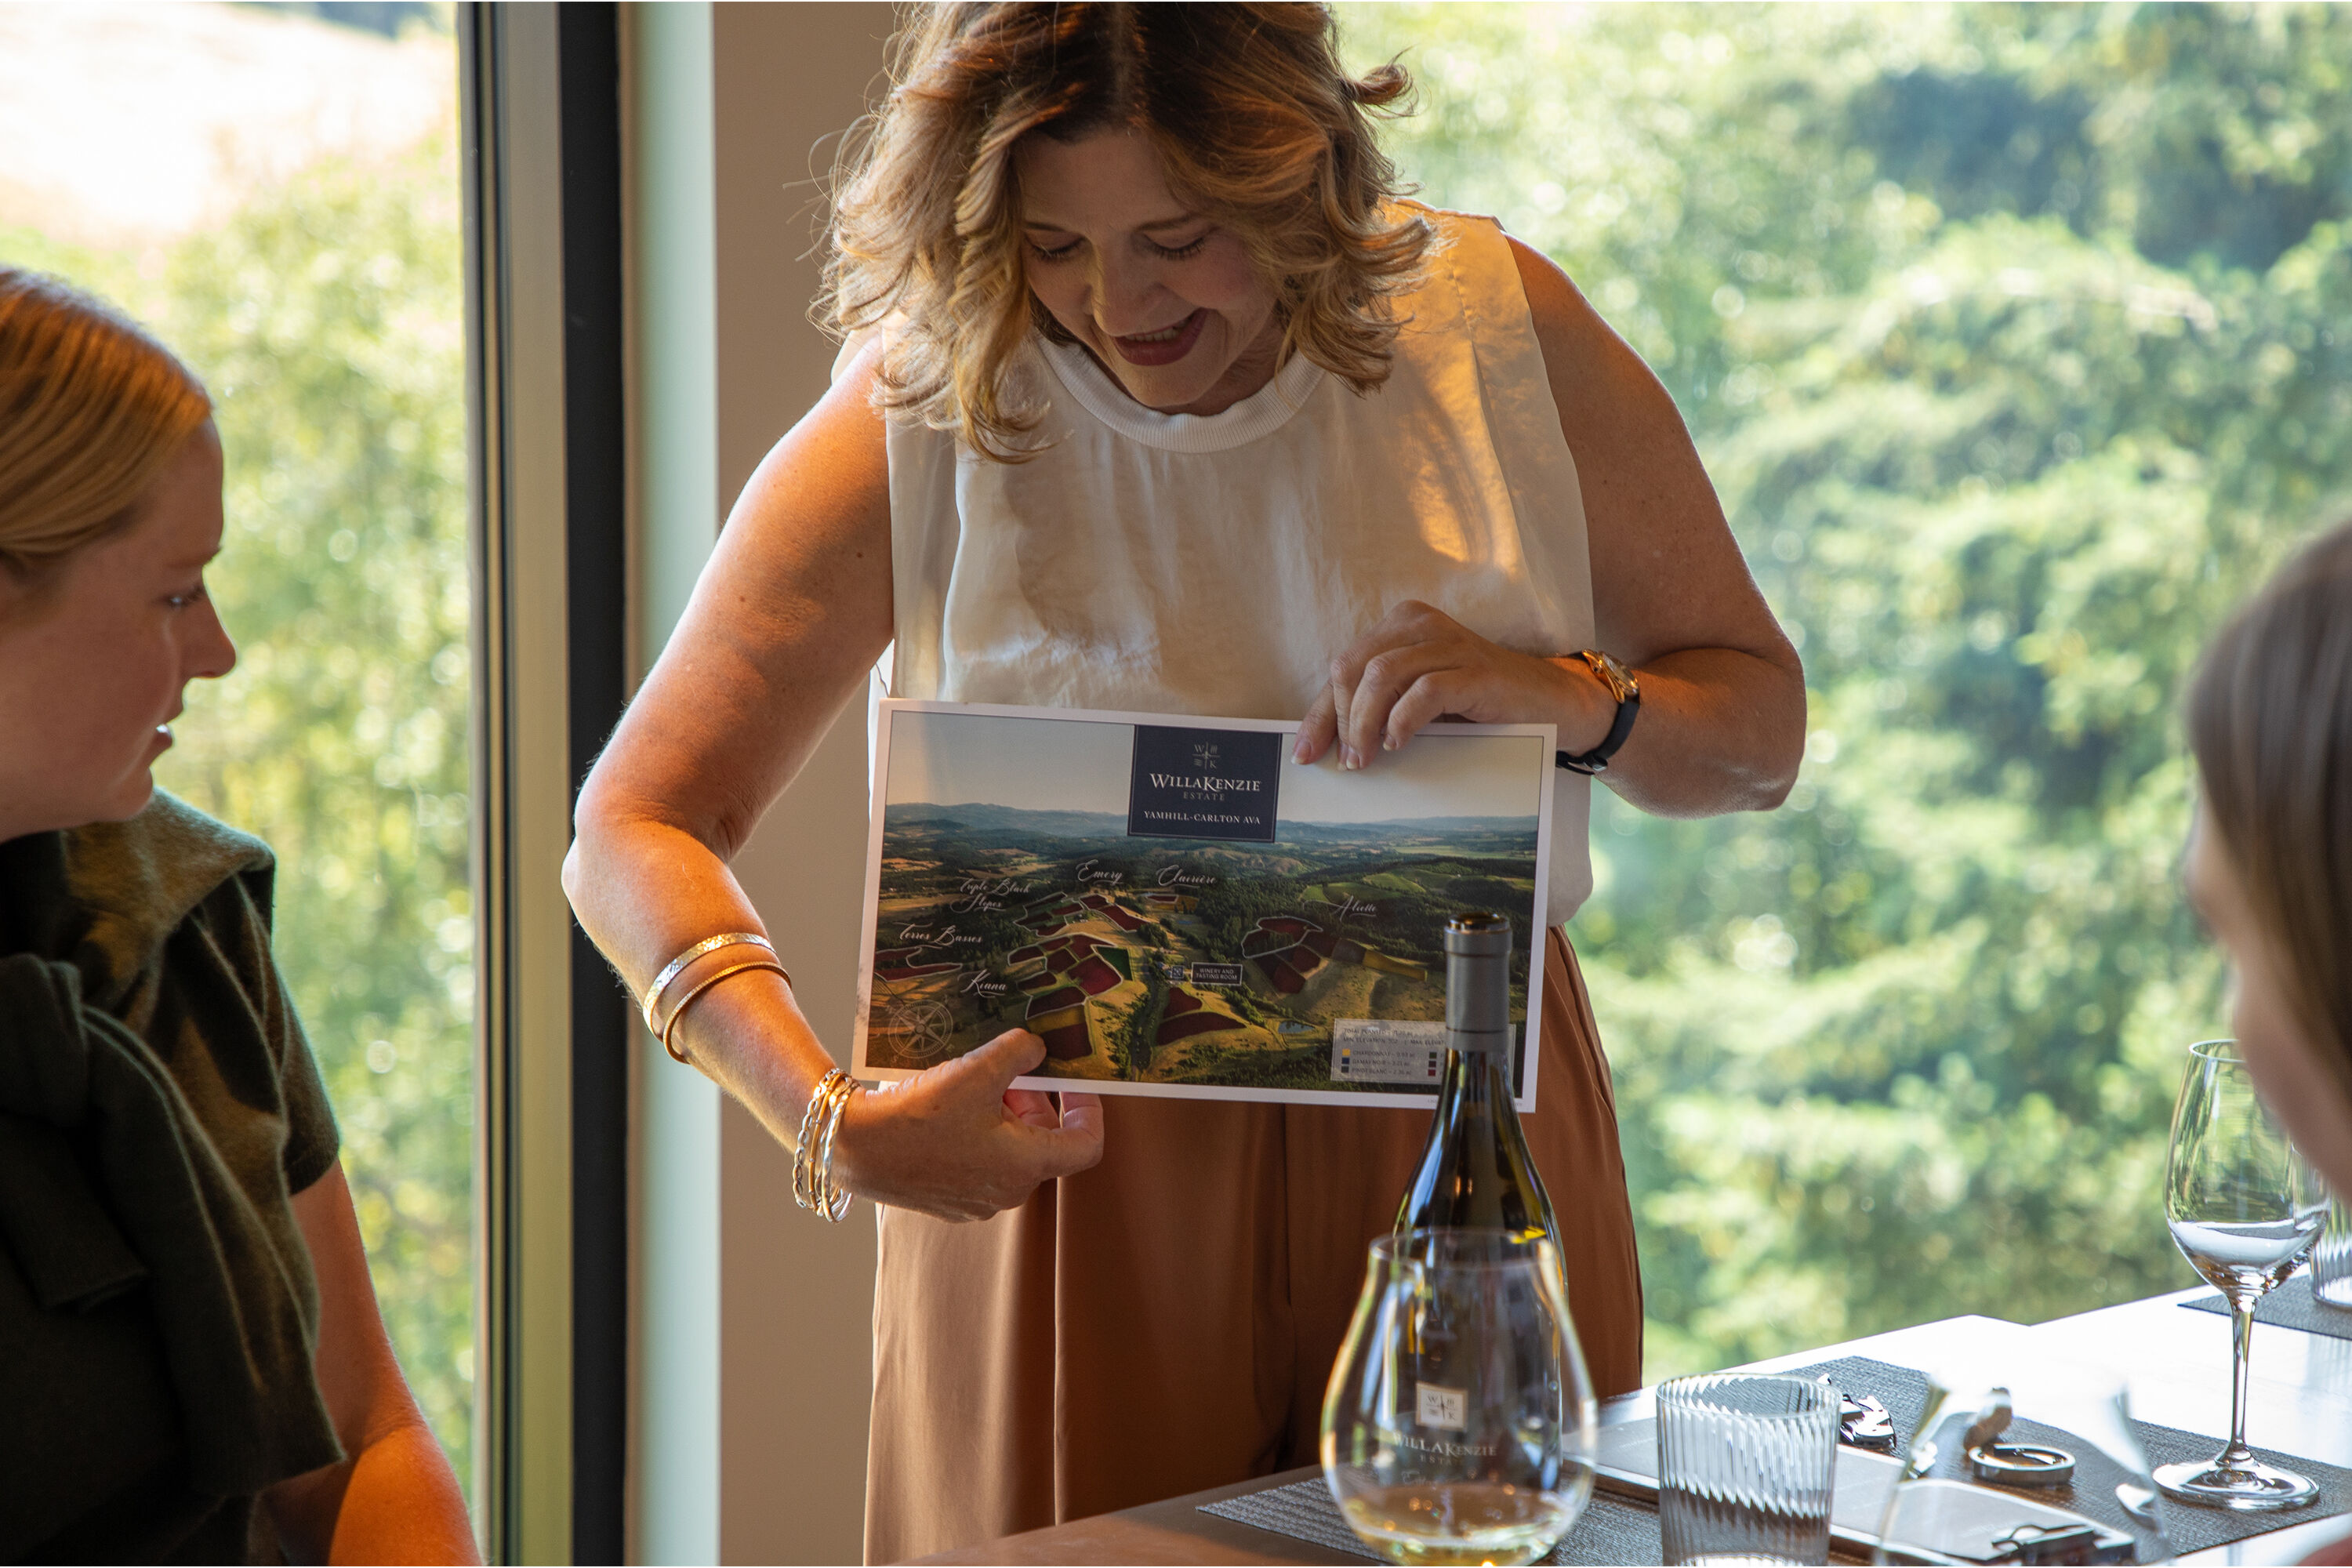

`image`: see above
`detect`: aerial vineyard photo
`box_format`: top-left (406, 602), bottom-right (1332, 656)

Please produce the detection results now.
top-left (860, 708), bottom-right (1553, 1099)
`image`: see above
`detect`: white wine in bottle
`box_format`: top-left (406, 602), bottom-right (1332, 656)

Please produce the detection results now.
top-left (1394, 913), bottom-right (1556, 1240)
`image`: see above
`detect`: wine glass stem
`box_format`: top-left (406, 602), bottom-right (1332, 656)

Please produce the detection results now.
top-left (2224, 1295), bottom-right (2257, 1465)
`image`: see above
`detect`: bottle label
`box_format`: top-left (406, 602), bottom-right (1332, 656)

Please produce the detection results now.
top-left (1330, 1018), bottom-right (1446, 1083)
top-left (1415, 1383), bottom-right (1469, 1432)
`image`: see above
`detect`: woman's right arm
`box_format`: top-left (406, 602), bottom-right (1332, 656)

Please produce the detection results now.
top-left (562, 345), bottom-right (1102, 1221)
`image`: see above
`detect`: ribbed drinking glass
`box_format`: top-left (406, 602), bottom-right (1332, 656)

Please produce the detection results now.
top-left (2310, 1196), bottom-right (2352, 1308)
top-left (1656, 1374), bottom-right (1838, 1566)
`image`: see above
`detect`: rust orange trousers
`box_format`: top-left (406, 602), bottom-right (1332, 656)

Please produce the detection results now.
top-left (863, 929), bottom-right (1642, 1563)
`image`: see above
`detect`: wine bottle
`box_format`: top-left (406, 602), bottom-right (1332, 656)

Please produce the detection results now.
top-left (1394, 912), bottom-right (1557, 1240)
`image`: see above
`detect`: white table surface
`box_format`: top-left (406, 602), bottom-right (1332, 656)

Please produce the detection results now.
top-left (926, 1287), bottom-right (2352, 1565)
top-left (1715, 1287), bottom-right (2352, 1564)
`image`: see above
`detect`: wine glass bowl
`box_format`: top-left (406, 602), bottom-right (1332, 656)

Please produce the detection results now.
top-left (2168, 1213), bottom-right (2320, 1298)
top-left (2154, 1040), bottom-right (2328, 1512)
top-left (1322, 1228), bottom-right (1597, 1566)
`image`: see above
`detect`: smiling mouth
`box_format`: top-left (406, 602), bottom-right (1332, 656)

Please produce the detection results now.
top-left (1110, 309), bottom-right (1207, 367)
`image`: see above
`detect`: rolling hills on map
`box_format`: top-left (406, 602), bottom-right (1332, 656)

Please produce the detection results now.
top-left (862, 801), bottom-right (1541, 1097)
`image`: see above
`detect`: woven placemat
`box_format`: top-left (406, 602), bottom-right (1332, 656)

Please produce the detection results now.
top-left (1200, 1478), bottom-right (1669, 1566)
top-left (2181, 1276), bottom-right (2352, 1341)
top-left (1794, 1356), bottom-right (2352, 1559)
top-left (1204, 1356), bottom-right (2352, 1564)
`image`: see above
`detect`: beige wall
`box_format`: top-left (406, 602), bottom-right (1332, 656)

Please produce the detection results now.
top-left (710, 6), bottom-right (898, 1564)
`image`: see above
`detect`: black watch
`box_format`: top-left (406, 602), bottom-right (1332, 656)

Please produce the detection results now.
top-left (1556, 649), bottom-right (1640, 775)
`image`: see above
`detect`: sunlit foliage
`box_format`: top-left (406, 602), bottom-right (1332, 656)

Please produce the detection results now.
top-left (1338, 2), bottom-right (2352, 1374)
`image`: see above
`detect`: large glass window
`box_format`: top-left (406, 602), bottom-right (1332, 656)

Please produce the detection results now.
top-left (1, 1), bottom-right (476, 1493)
top-left (1337, 2), bottom-right (2352, 1374)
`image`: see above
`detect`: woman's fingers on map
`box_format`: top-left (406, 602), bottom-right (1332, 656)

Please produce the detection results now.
top-left (1318, 601), bottom-right (1498, 768)
top-left (1294, 683), bottom-right (1338, 764)
top-left (1026, 1092), bottom-right (1106, 1178)
top-left (1347, 642), bottom-right (1461, 757)
top-left (1381, 665), bottom-right (1485, 750)
top-left (967, 1027), bottom-right (1047, 1086)
top-left (1003, 1086), bottom-right (1061, 1127)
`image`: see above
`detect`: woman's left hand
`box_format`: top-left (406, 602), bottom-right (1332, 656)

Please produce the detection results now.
top-left (1292, 599), bottom-right (1610, 770)
top-left (1294, 239), bottom-right (1809, 819)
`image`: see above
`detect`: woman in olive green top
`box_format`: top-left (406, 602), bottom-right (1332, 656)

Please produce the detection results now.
top-left (0, 268), bottom-right (477, 1562)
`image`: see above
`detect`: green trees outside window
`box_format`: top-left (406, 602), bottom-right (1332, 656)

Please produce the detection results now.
top-left (1338, 2), bottom-right (2352, 1374)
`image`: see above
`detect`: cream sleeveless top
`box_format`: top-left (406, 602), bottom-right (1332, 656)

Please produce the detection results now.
top-left (877, 206), bottom-right (1599, 924)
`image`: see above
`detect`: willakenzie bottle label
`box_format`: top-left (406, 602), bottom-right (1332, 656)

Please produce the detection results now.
top-left (1127, 726), bottom-right (1283, 843)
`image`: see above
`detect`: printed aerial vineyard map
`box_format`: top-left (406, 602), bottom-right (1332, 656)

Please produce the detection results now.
top-left (861, 705), bottom-right (1562, 1109)
top-left (856, 706), bottom-right (1554, 1102)
top-left (862, 804), bottom-right (1541, 1096)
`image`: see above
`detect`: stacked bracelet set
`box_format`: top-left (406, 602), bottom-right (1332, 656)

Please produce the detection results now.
top-left (639, 930), bottom-right (856, 1221)
top-left (793, 1069), bottom-right (857, 1222)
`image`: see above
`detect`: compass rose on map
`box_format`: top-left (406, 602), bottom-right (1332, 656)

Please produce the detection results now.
top-left (874, 996), bottom-right (958, 1066)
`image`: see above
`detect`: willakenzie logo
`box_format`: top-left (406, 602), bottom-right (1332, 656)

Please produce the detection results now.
top-left (1127, 726), bottom-right (1283, 843)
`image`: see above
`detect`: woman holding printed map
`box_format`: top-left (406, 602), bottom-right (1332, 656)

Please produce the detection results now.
top-left (564, 5), bottom-right (1805, 1559)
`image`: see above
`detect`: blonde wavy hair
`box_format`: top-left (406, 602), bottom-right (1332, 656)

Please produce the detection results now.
top-left (822, 2), bottom-right (1434, 461)
top-left (0, 267), bottom-right (211, 582)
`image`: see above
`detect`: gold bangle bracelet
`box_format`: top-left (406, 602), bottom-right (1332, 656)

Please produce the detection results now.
top-left (794, 1071), bottom-right (855, 1219)
top-left (811, 1076), bottom-right (858, 1222)
top-left (656, 957), bottom-right (792, 1065)
top-left (640, 931), bottom-right (775, 1035)
top-left (808, 1073), bottom-right (854, 1214)
top-left (793, 1069), bottom-right (848, 1210)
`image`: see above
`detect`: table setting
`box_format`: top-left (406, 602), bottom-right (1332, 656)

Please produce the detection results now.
top-left (921, 1033), bottom-right (2352, 1567)
top-left (1200, 1349), bottom-right (2352, 1564)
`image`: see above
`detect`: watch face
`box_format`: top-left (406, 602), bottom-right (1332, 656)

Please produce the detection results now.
top-left (1585, 649), bottom-right (1637, 702)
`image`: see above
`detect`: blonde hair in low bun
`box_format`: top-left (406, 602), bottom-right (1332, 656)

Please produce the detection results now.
top-left (0, 267), bottom-right (212, 579)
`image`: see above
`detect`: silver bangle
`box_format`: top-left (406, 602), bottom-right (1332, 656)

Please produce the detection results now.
top-left (813, 1076), bottom-right (858, 1221)
top-left (793, 1070), bottom-right (858, 1221)
top-left (641, 931), bottom-right (774, 1034)
top-left (793, 1069), bottom-right (847, 1212)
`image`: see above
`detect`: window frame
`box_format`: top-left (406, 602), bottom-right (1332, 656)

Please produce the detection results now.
top-left (459, 5), bottom-right (630, 1559)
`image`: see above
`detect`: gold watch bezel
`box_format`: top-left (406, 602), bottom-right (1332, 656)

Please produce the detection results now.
top-left (1577, 648), bottom-right (1639, 705)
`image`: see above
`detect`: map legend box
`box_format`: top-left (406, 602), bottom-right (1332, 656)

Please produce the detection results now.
top-left (1331, 1018), bottom-right (1447, 1085)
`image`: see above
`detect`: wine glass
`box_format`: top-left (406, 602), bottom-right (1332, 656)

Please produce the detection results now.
top-left (1322, 1228), bottom-right (1597, 1565)
top-left (2154, 1039), bottom-right (2328, 1510)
